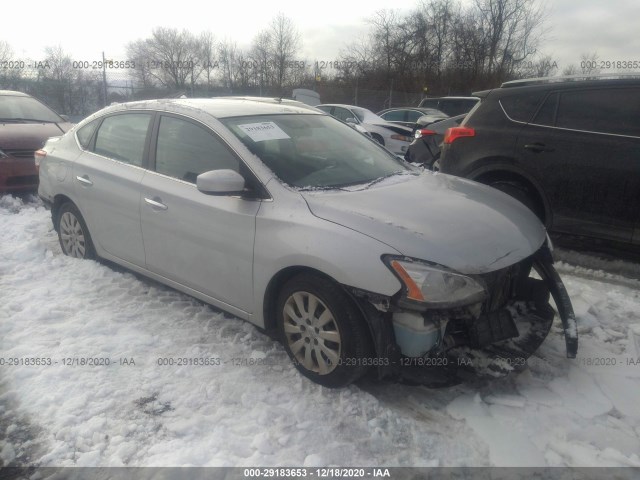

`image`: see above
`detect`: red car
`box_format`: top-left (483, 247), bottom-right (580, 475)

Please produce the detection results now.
top-left (0, 90), bottom-right (73, 192)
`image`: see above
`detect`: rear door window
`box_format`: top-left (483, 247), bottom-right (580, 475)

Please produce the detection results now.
top-left (332, 107), bottom-right (354, 122)
top-left (382, 110), bottom-right (406, 122)
top-left (406, 110), bottom-right (424, 122)
top-left (532, 93), bottom-right (558, 126)
top-left (555, 88), bottom-right (640, 137)
top-left (93, 113), bottom-right (152, 166)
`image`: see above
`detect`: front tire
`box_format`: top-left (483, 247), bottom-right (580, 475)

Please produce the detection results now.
top-left (277, 273), bottom-right (373, 388)
top-left (56, 202), bottom-right (96, 259)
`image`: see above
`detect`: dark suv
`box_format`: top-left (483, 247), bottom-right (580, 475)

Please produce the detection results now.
top-left (439, 76), bottom-right (640, 249)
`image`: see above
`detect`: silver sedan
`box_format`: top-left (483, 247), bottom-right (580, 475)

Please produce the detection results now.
top-left (38, 97), bottom-right (577, 387)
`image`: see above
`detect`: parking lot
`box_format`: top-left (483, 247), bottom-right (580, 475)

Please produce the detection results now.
top-left (2, 194), bottom-right (640, 468)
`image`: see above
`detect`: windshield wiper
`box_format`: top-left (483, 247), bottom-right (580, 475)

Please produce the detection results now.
top-left (0, 118), bottom-right (55, 123)
top-left (363, 171), bottom-right (406, 188)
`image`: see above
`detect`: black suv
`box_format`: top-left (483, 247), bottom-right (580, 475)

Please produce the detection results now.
top-left (439, 76), bottom-right (640, 249)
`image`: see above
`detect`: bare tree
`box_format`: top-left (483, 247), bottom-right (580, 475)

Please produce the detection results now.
top-left (519, 54), bottom-right (558, 77)
top-left (248, 13), bottom-right (302, 93)
top-left (474, 0), bottom-right (547, 80)
top-left (268, 13), bottom-right (301, 92)
top-left (141, 27), bottom-right (201, 89)
top-left (41, 45), bottom-right (76, 112)
top-left (0, 40), bottom-right (12, 63)
top-left (127, 39), bottom-right (156, 88)
top-left (200, 31), bottom-right (217, 93)
top-left (218, 38), bottom-right (238, 92)
top-left (580, 51), bottom-right (599, 76)
top-left (562, 64), bottom-right (579, 76)
top-left (0, 40), bottom-right (22, 85)
top-left (250, 30), bottom-right (273, 92)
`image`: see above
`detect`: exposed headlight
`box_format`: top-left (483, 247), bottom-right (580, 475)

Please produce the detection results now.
top-left (384, 256), bottom-right (486, 309)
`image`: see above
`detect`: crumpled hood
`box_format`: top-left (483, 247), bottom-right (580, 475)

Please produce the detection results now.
top-left (302, 172), bottom-right (546, 274)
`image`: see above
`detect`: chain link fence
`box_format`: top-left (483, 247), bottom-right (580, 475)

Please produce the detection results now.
top-left (1, 68), bottom-right (425, 122)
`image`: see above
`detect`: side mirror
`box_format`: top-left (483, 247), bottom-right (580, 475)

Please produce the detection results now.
top-left (196, 169), bottom-right (245, 195)
top-left (345, 117), bottom-right (357, 125)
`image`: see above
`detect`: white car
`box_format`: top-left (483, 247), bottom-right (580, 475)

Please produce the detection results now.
top-left (317, 104), bottom-right (413, 156)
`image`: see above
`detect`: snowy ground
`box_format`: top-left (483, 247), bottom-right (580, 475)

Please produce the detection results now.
top-left (1, 194), bottom-right (640, 468)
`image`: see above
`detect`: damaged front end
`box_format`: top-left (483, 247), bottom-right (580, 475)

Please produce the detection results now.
top-left (347, 244), bottom-right (577, 386)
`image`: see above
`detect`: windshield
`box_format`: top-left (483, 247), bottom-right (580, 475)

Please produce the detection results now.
top-left (0, 95), bottom-right (63, 123)
top-left (222, 114), bottom-right (410, 189)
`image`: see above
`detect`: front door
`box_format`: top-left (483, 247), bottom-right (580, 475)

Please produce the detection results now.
top-left (140, 114), bottom-right (260, 314)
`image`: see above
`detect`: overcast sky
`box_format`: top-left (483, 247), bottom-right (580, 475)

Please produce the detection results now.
top-left (3, 0), bottom-right (640, 75)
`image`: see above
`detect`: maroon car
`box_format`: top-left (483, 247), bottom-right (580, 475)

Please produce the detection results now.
top-left (0, 90), bottom-right (73, 192)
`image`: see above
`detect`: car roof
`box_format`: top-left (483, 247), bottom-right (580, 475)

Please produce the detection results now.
top-left (421, 96), bottom-right (480, 100)
top-left (474, 76), bottom-right (640, 98)
top-left (0, 90), bottom-right (31, 97)
top-left (379, 107), bottom-right (444, 113)
top-left (96, 97), bottom-right (326, 119)
top-left (316, 104), bottom-right (361, 109)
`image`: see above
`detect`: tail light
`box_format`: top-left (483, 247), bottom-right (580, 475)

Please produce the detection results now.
top-left (415, 129), bottom-right (436, 139)
top-left (34, 149), bottom-right (47, 171)
top-left (444, 126), bottom-right (475, 144)
top-left (391, 134), bottom-right (412, 143)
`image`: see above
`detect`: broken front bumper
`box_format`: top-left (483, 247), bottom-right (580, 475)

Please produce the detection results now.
top-left (348, 245), bottom-right (577, 386)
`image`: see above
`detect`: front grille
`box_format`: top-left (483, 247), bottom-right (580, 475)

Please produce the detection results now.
top-left (3, 149), bottom-right (36, 159)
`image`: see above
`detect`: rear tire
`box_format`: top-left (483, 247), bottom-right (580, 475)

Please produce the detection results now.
top-left (277, 273), bottom-right (373, 388)
top-left (56, 202), bottom-right (97, 260)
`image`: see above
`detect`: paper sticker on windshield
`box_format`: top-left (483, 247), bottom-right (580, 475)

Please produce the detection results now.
top-left (238, 122), bottom-right (290, 142)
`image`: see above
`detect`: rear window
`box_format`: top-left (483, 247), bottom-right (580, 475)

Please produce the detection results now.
top-left (500, 92), bottom-right (546, 122)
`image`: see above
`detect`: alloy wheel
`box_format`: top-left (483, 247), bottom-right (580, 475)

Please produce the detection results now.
top-left (59, 211), bottom-right (87, 258)
top-left (282, 291), bottom-right (342, 375)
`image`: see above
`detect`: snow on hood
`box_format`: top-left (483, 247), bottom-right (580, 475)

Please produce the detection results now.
top-left (302, 172), bottom-right (546, 274)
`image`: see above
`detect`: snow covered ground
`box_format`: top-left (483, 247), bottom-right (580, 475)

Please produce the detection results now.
top-left (1, 194), bottom-right (640, 468)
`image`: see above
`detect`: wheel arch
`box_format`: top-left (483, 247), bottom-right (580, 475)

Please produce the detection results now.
top-left (51, 194), bottom-right (76, 232)
top-left (262, 266), bottom-right (380, 354)
top-left (467, 162), bottom-right (551, 226)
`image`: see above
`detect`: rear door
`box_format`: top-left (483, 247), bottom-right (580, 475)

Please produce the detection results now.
top-left (518, 87), bottom-right (640, 242)
top-left (73, 112), bottom-right (152, 266)
top-left (140, 114), bottom-right (261, 314)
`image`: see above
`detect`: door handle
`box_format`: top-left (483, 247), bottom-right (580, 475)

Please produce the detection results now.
top-left (144, 197), bottom-right (168, 210)
top-left (524, 143), bottom-right (555, 153)
top-left (76, 175), bottom-right (93, 186)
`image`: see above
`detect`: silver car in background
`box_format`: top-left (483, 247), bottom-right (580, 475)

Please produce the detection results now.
top-left (38, 98), bottom-right (577, 388)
